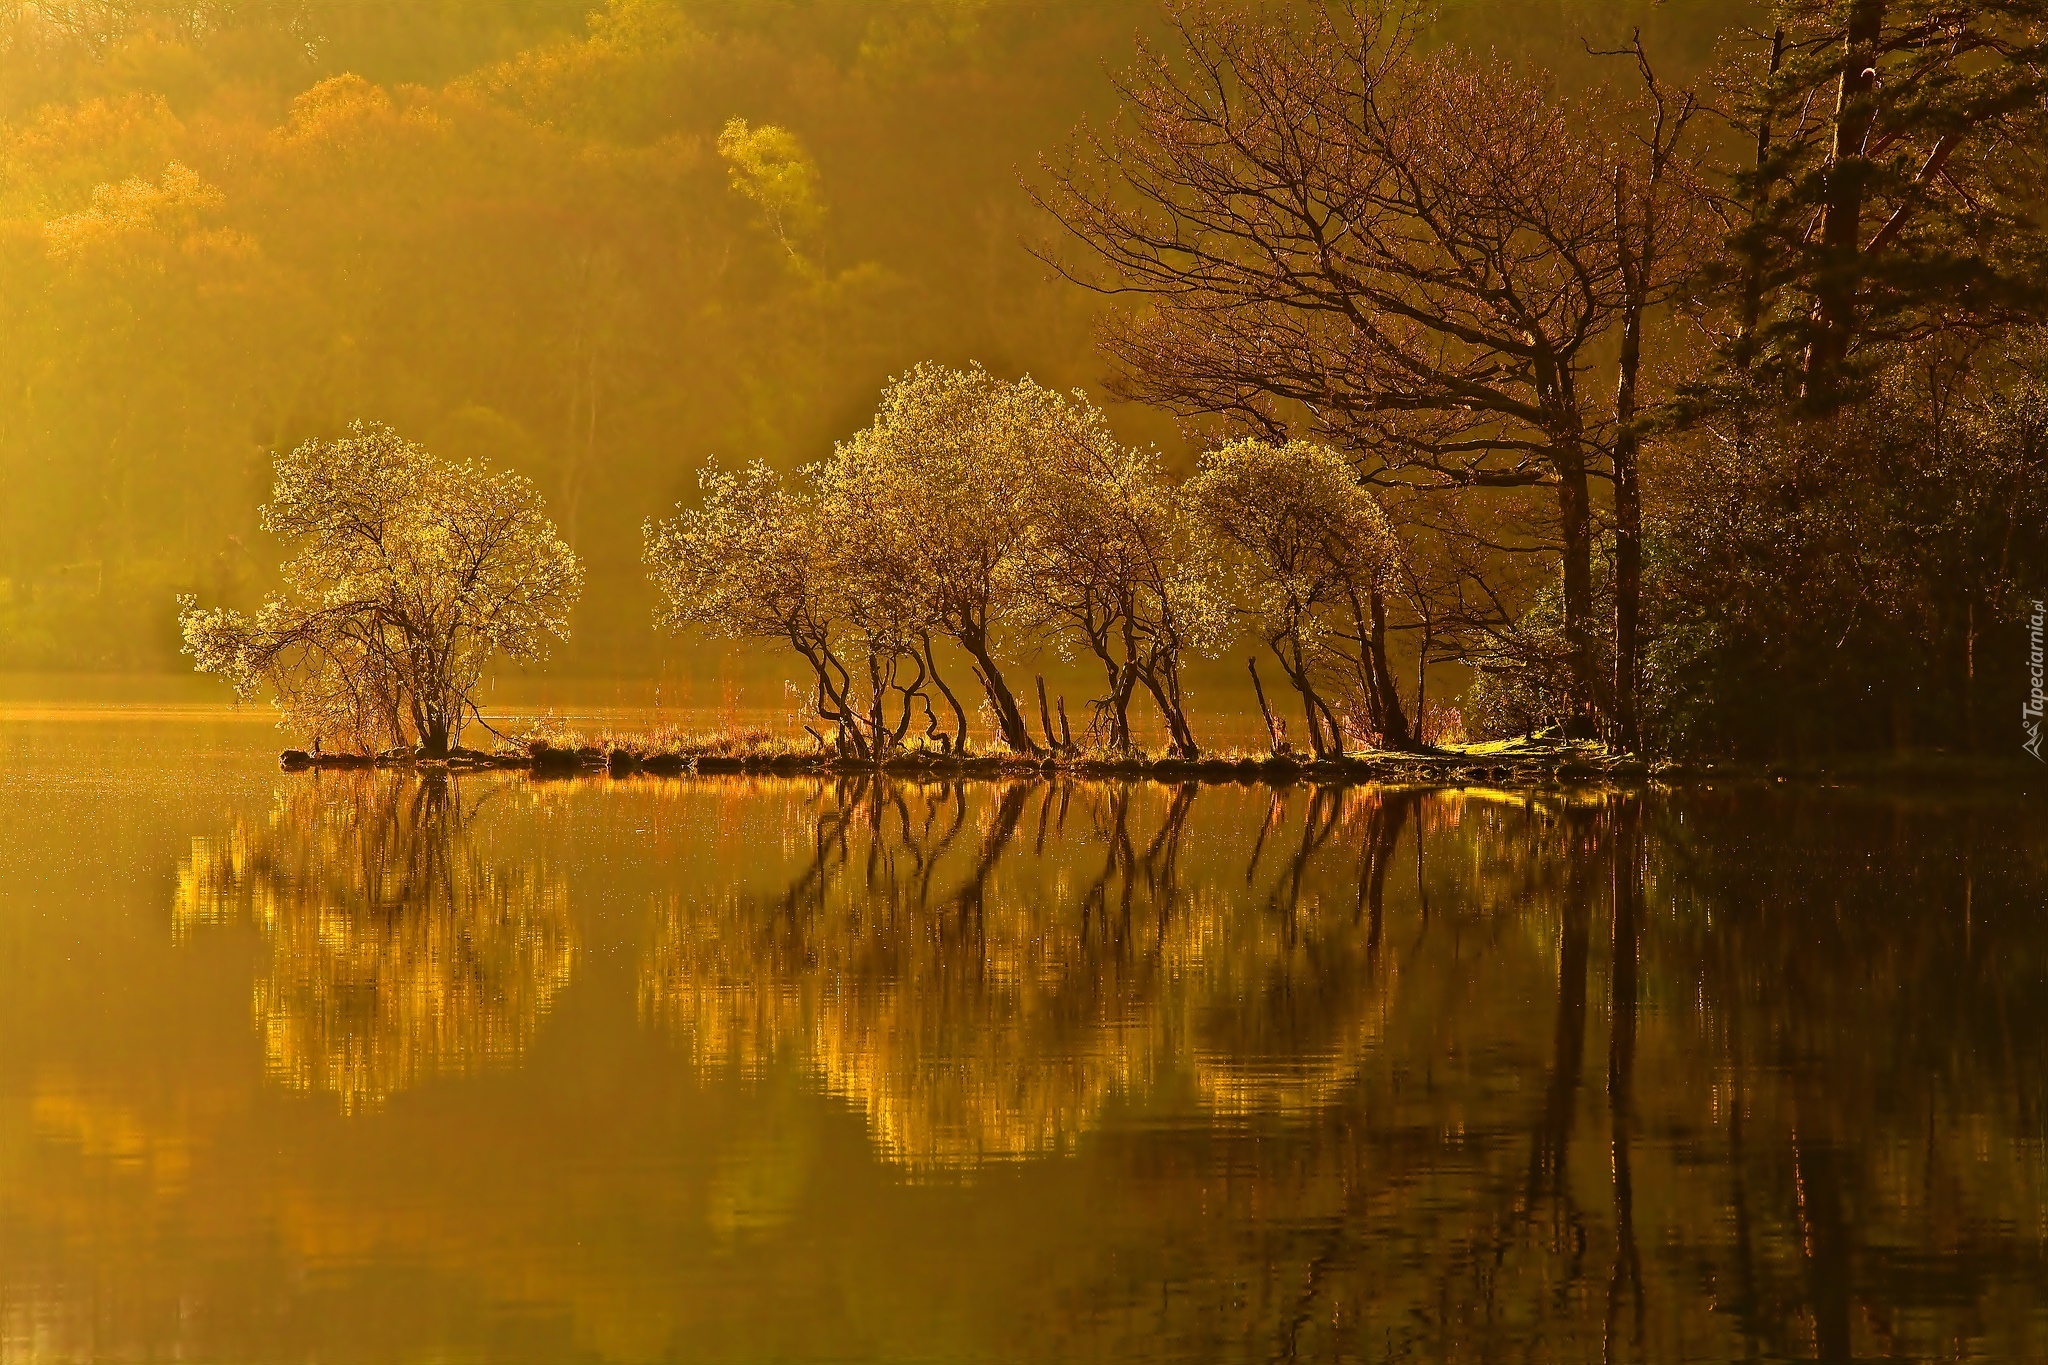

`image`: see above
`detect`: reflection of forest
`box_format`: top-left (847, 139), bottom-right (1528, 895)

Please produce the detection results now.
top-left (641, 779), bottom-right (2048, 1357)
top-left (1028, 787), bottom-right (2048, 1362)
top-left (26, 776), bottom-right (2034, 1360)
top-left (175, 774), bottom-right (575, 1111)
top-left (640, 778), bottom-right (1413, 1170)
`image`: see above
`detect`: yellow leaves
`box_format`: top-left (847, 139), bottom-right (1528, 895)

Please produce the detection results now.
top-left (41, 158), bottom-right (218, 260)
top-left (0, 93), bottom-right (181, 219)
top-left (278, 73), bottom-right (394, 146)
top-left (586, 0), bottom-right (700, 56)
top-left (466, 0), bottom-right (704, 135)
top-left (183, 423), bottom-right (583, 750)
top-left (856, 0), bottom-right (989, 79)
top-left (269, 73), bottom-right (445, 163)
top-left (716, 116), bottom-right (822, 257)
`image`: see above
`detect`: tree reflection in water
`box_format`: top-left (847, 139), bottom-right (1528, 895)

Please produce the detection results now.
top-left (640, 776), bottom-right (1418, 1172)
top-left (129, 773), bottom-right (2047, 1359)
top-left (175, 773), bottom-right (575, 1112)
top-left (636, 778), bottom-right (2045, 1358)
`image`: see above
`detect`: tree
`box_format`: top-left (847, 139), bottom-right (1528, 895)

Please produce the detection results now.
top-left (1037, 2), bottom-right (1640, 731)
top-left (644, 457), bottom-right (954, 760)
top-left (1722, 0), bottom-right (2048, 410)
top-left (180, 422), bottom-right (582, 756)
top-left (645, 458), bottom-right (844, 742)
top-left (828, 362), bottom-right (1068, 757)
top-left (1600, 32), bottom-right (1706, 753)
top-left (1646, 343), bottom-right (2048, 756)
top-left (1185, 438), bottom-right (1406, 758)
top-left (653, 369), bottom-right (1220, 761)
top-left (716, 116), bottom-right (825, 264)
top-left (1023, 416), bottom-right (1221, 756)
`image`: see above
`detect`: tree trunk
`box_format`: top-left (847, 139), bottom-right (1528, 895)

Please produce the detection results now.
top-left (1802, 0), bottom-right (1889, 411)
top-left (1035, 675), bottom-right (1062, 757)
top-left (1248, 656), bottom-right (1281, 754)
top-left (1140, 660), bottom-right (1199, 759)
top-left (804, 647), bottom-right (868, 760)
top-left (1112, 611), bottom-right (1142, 751)
top-left (1613, 164), bottom-right (1648, 755)
top-left (1354, 645), bottom-right (1387, 739)
top-left (961, 626), bottom-right (1037, 755)
top-left (1083, 622), bottom-right (1135, 752)
top-left (1734, 27), bottom-right (1787, 372)
top-left (1273, 630), bottom-right (1333, 759)
top-left (1140, 607), bottom-right (1202, 758)
top-left (1365, 578), bottom-right (1415, 749)
top-left (1555, 438), bottom-right (1601, 736)
top-left (867, 650), bottom-right (889, 759)
top-left (1316, 692), bottom-right (1346, 759)
top-left (921, 634), bottom-right (969, 755)
top-left (1613, 449), bottom-right (1643, 754)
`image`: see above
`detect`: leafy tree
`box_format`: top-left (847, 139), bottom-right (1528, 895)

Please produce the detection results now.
top-left (179, 422), bottom-right (582, 755)
top-left (1646, 346), bottom-right (2048, 755)
top-left (644, 459), bottom-right (842, 733)
top-left (646, 455), bottom-right (969, 760)
top-left (1185, 438), bottom-right (1407, 758)
top-left (828, 362), bottom-right (1072, 756)
top-left (1022, 411), bottom-right (1221, 756)
top-left (716, 116), bottom-right (824, 263)
top-left (652, 369), bottom-right (1222, 760)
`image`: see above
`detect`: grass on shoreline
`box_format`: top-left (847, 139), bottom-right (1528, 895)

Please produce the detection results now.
top-left (279, 719), bottom-right (2043, 790)
top-left (341, 718), bottom-right (1658, 783)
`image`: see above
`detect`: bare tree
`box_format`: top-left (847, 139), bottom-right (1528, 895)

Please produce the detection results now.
top-left (1036, 2), bottom-right (1639, 729)
top-left (1598, 31), bottom-right (1706, 752)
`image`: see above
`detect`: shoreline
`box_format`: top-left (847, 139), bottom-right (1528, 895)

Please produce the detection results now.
top-left (277, 743), bottom-right (2046, 791)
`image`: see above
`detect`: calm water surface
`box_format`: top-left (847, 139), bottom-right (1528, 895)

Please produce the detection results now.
top-left (2, 712), bottom-right (2045, 1362)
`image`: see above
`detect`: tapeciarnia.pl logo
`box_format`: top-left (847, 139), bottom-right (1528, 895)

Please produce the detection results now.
top-left (2027, 600), bottom-right (2046, 762)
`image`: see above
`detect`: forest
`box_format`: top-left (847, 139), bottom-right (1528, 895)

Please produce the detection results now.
top-left (6, 0), bottom-right (2047, 758)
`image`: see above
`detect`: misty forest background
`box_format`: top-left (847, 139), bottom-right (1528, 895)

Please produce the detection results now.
top-left (3, 0), bottom-right (2042, 756)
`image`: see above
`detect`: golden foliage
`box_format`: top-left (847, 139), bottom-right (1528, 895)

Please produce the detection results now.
top-left (41, 157), bottom-right (216, 258)
top-left (716, 116), bottom-right (821, 259)
top-left (179, 422), bottom-right (582, 753)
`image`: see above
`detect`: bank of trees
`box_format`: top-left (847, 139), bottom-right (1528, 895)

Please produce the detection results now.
top-left (183, 383), bottom-right (1445, 762)
top-left (1036, 0), bottom-right (2048, 759)
top-left (0, 0), bottom-right (1189, 674)
top-left (110, 0), bottom-right (2048, 759)
top-left (645, 364), bottom-right (1467, 759)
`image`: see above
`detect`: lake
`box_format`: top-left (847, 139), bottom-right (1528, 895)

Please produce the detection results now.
top-left (2, 709), bottom-right (2044, 1362)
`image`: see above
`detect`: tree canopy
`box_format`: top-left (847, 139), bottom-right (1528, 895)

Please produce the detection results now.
top-left (180, 423), bottom-right (582, 754)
